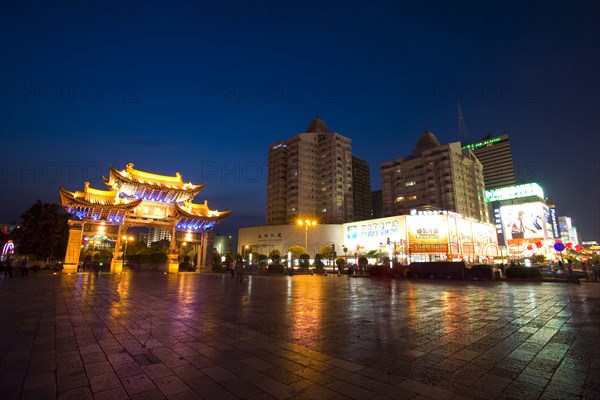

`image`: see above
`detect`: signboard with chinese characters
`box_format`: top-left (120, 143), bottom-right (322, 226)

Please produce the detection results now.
top-left (256, 232), bottom-right (283, 243)
top-left (491, 201), bottom-right (506, 246)
top-left (549, 206), bottom-right (560, 239)
top-left (135, 201), bottom-right (168, 219)
top-left (406, 215), bottom-right (448, 254)
top-left (345, 217), bottom-right (401, 241)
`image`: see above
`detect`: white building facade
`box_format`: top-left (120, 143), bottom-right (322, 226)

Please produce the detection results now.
top-left (239, 212), bottom-right (499, 264)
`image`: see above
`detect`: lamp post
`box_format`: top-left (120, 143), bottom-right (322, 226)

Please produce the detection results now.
top-left (122, 235), bottom-right (134, 262)
top-left (297, 219), bottom-right (317, 253)
top-left (244, 245), bottom-right (250, 262)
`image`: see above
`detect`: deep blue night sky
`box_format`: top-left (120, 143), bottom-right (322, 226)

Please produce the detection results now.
top-left (1, 1), bottom-right (598, 242)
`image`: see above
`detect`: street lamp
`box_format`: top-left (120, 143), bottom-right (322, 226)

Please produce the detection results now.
top-left (122, 236), bottom-right (134, 260)
top-left (297, 219), bottom-right (317, 253)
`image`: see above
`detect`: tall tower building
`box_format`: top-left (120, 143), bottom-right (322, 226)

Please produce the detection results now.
top-left (266, 117), bottom-right (354, 225)
top-left (462, 134), bottom-right (516, 190)
top-left (352, 156), bottom-right (371, 222)
top-left (381, 130), bottom-right (488, 222)
top-left (370, 190), bottom-right (383, 219)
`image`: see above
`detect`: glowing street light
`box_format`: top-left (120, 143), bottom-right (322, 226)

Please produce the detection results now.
top-left (297, 219), bottom-right (317, 253)
top-left (122, 235), bottom-right (134, 260)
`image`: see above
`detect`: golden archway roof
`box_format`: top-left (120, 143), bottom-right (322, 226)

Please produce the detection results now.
top-left (104, 163), bottom-right (204, 202)
top-left (59, 163), bottom-right (230, 230)
top-left (175, 200), bottom-right (231, 219)
top-left (174, 200), bottom-right (230, 231)
top-left (59, 185), bottom-right (142, 222)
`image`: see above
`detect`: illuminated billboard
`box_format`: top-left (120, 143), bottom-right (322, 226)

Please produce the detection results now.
top-left (500, 202), bottom-right (551, 247)
top-left (462, 136), bottom-right (502, 151)
top-left (341, 215), bottom-right (497, 259)
top-left (484, 183), bottom-right (544, 202)
top-left (549, 206), bottom-right (560, 239)
top-left (407, 215), bottom-right (448, 254)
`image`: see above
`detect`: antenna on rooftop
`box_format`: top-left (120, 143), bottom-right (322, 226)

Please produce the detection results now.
top-left (457, 96), bottom-right (469, 145)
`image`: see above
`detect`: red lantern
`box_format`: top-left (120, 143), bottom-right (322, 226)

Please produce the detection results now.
top-left (575, 244), bottom-right (584, 252)
top-left (566, 242), bottom-right (573, 249)
top-left (526, 245), bottom-right (533, 251)
top-left (535, 241), bottom-right (543, 248)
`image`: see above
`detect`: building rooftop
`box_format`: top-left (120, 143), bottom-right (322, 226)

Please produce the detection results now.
top-left (305, 117), bottom-right (330, 133)
top-left (413, 130), bottom-right (441, 154)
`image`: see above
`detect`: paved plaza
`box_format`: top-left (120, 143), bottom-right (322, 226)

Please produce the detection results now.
top-left (0, 272), bottom-right (599, 400)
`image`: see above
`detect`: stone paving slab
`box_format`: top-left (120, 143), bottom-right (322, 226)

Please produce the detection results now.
top-left (1, 272), bottom-right (599, 400)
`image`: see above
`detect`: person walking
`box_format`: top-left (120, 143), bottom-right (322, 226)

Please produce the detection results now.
top-left (229, 260), bottom-right (235, 278)
top-left (4, 257), bottom-right (13, 277)
top-left (235, 259), bottom-right (244, 283)
top-left (567, 262), bottom-right (574, 278)
top-left (593, 261), bottom-right (600, 282)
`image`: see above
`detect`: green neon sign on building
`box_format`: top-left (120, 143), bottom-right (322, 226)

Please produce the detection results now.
top-left (484, 183), bottom-right (545, 202)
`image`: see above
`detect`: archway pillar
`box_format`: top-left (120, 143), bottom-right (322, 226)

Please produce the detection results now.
top-left (166, 222), bottom-right (179, 273)
top-left (199, 231), bottom-right (215, 271)
top-left (63, 221), bottom-right (85, 274)
top-left (110, 223), bottom-right (126, 274)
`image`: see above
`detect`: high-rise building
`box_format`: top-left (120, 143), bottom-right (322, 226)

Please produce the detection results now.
top-left (147, 227), bottom-right (171, 246)
top-left (381, 130), bottom-right (488, 222)
top-left (462, 134), bottom-right (516, 190)
top-left (352, 156), bottom-right (371, 221)
top-left (266, 117), bottom-right (354, 225)
top-left (371, 190), bottom-right (382, 219)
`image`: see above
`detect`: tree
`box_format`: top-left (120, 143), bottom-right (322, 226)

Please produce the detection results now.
top-left (212, 249), bottom-right (221, 266)
top-left (287, 245), bottom-right (305, 259)
top-left (269, 249), bottom-right (281, 259)
top-left (15, 201), bottom-right (69, 260)
top-left (270, 252), bottom-right (281, 264)
top-left (319, 244), bottom-right (335, 259)
top-left (530, 254), bottom-right (546, 264)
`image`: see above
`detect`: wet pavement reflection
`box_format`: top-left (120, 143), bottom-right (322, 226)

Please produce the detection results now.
top-left (0, 272), bottom-right (598, 399)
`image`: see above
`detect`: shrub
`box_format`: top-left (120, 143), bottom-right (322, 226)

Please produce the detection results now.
top-left (314, 254), bottom-right (324, 268)
top-left (506, 266), bottom-right (542, 279)
top-left (407, 262), bottom-right (465, 279)
top-left (299, 254), bottom-right (310, 269)
top-left (470, 264), bottom-right (493, 280)
top-left (267, 264), bottom-right (285, 273)
top-left (257, 254), bottom-right (268, 267)
top-left (369, 265), bottom-right (389, 276)
top-left (358, 256), bottom-right (368, 267)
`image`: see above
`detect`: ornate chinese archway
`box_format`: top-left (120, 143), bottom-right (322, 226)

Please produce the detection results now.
top-left (59, 163), bottom-right (230, 274)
